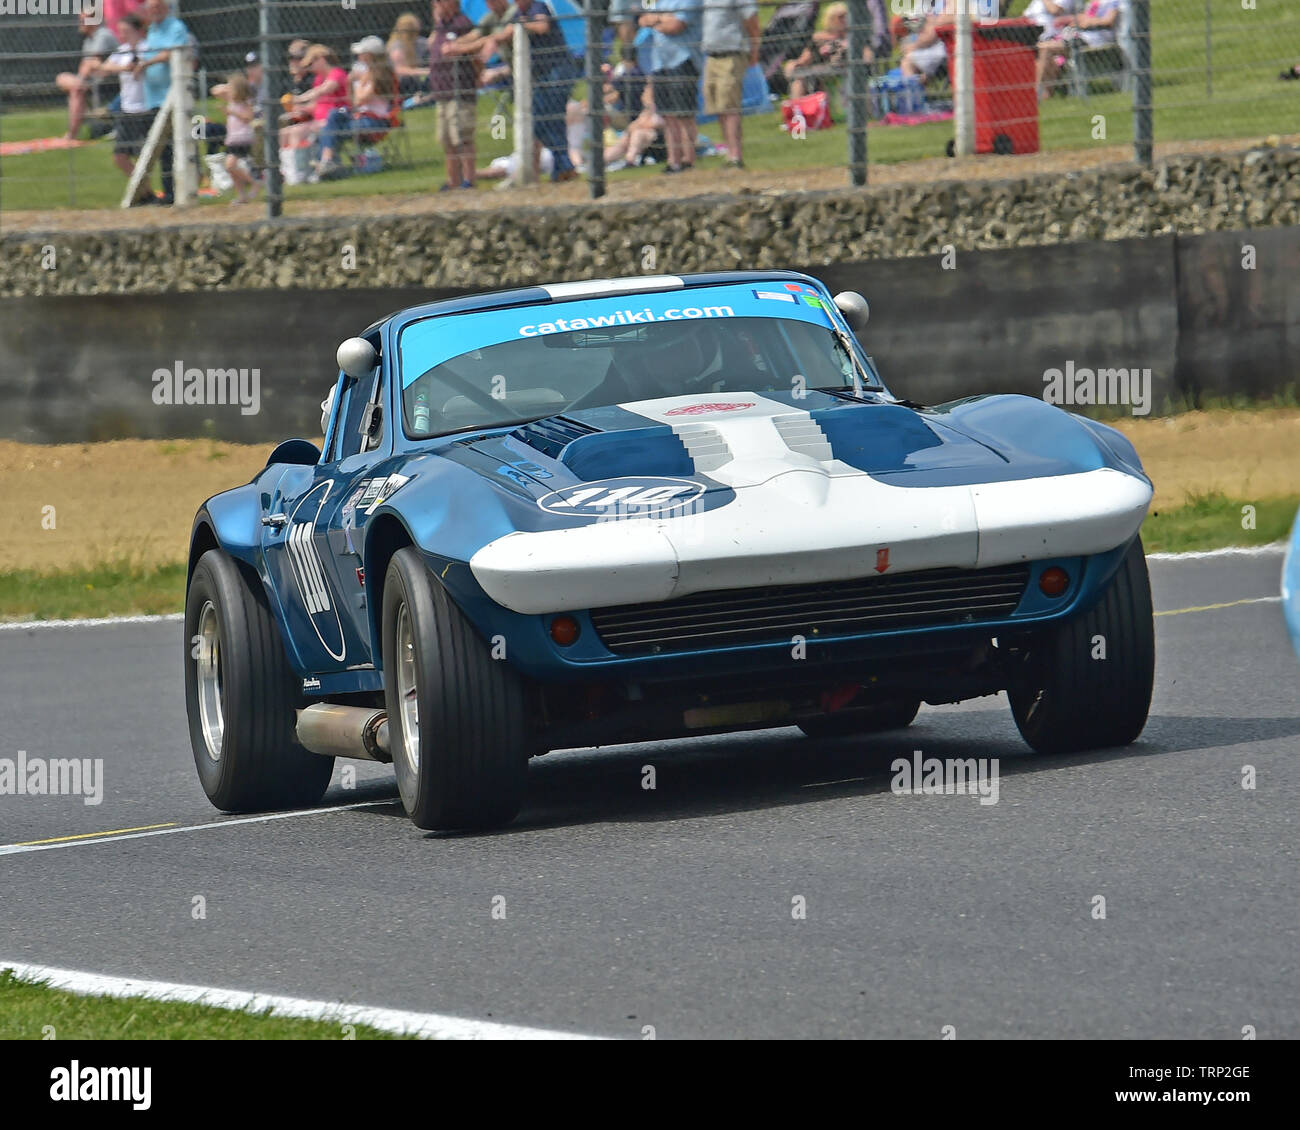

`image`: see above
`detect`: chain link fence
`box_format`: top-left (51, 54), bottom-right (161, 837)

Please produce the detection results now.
top-left (0, 1), bottom-right (1296, 216)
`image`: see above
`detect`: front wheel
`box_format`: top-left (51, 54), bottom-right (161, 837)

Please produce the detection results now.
top-left (381, 548), bottom-right (530, 830)
top-left (184, 549), bottom-right (334, 811)
top-left (1008, 537), bottom-right (1155, 754)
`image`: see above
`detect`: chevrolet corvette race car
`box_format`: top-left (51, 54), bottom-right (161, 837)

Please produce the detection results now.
top-left (185, 271), bottom-right (1156, 830)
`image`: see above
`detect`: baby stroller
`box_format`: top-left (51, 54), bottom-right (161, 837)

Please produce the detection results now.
top-left (760, 1), bottom-right (821, 98)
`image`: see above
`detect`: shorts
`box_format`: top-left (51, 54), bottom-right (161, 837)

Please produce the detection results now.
top-left (112, 110), bottom-right (153, 157)
top-left (703, 54), bottom-right (747, 116)
top-left (652, 58), bottom-right (699, 118)
top-left (436, 98), bottom-right (477, 151)
top-left (909, 38), bottom-right (948, 77)
top-left (224, 143), bottom-right (252, 159)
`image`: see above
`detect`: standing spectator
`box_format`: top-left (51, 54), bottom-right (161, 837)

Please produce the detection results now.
top-left (56, 11), bottom-right (118, 140)
top-left (640, 0), bottom-right (702, 175)
top-left (428, 0), bottom-right (481, 190)
top-left (701, 0), bottom-right (759, 170)
top-left (465, 0), bottom-right (519, 88)
top-left (214, 72), bottom-right (260, 202)
top-left (388, 13), bottom-right (431, 98)
top-left (133, 0), bottom-right (190, 205)
top-left (518, 0), bottom-right (579, 181)
top-left (98, 13), bottom-right (151, 203)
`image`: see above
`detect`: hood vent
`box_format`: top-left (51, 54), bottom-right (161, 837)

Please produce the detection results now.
top-left (511, 415), bottom-right (599, 459)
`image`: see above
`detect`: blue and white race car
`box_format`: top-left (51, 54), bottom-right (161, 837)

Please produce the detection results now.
top-left (185, 271), bottom-right (1156, 830)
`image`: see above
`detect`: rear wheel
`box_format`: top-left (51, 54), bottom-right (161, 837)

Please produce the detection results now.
top-left (184, 549), bottom-right (334, 811)
top-left (1008, 537), bottom-right (1154, 754)
top-left (382, 548), bottom-right (530, 830)
top-left (798, 698), bottom-right (921, 739)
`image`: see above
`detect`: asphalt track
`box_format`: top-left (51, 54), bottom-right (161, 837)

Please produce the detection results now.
top-left (1, 551), bottom-right (1296, 1039)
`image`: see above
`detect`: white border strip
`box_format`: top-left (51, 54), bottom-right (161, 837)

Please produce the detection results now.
top-left (0, 613), bottom-right (182, 632)
top-left (1147, 542), bottom-right (1286, 561)
top-left (0, 960), bottom-right (600, 1040)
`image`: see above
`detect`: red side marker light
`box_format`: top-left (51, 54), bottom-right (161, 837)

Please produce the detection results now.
top-left (1039, 567), bottom-right (1069, 597)
top-left (550, 615), bottom-right (581, 646)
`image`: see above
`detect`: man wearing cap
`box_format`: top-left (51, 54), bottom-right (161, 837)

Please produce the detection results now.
top-left (701, 0), bottom-right (759, 170)
top-left (428, 0), bottom-right (480, 190)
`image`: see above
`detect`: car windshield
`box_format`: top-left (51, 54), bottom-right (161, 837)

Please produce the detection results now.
top-left (397, 282), bottom-right (880, 438)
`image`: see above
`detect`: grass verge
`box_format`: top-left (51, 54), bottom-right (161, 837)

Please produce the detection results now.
top-left (0, 561), bottom-right (186, 622)
top-left (1141, 492), bottom-right (1298, 555)
top-left (0, 495), bottom-right (1292, 622)
top-left (0, 970), bottom-right (410, 1040)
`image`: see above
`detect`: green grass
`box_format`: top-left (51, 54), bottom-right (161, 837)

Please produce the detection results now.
top-left (0, 561), bottom-right (185, 622)
top-left (1141, 491), bottom-right (1298, 554)
top-left (0, 494), bottom-right (1292, 622)
top-left (3, 0), bottom-right (1296, 211)
top-left (0, 970), bottom-right (410, 1040)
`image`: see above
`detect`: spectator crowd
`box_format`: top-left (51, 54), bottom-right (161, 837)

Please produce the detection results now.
top-left (52, 0), bottom-right (1129, 205)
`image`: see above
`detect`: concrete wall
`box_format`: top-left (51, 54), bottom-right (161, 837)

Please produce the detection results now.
top-left (3, 225), bottom-right (1292, 444)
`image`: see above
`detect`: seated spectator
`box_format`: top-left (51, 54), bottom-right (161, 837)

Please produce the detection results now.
top-left (899, 1), bottom-right (954, 85)
top-left (1025, 0), bottom-right (1078, 37)
top-left (98, 13), bottom-right (151, 204)
top-left (1035, 0), bottom-right (1122, 100)
top-left (786, 2), bottom-right (848, 99)
top-left (287, 39), bottom-right (313, 96)
top-left (317, 47), bottom-right (398, 178)
top-left (56, 11), bottom-right (119, 140)
top-left (280, 44), bottom-right (348, 156)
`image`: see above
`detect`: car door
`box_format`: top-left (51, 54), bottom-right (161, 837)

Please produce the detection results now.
top-left (262, 362), bottom-right (385, 676)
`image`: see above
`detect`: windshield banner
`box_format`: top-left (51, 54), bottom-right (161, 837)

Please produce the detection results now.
top-left (399, 281), bottom-right (840, 389)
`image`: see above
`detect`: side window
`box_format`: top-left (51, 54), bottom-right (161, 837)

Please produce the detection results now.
top-left (334, 367), bottom-right (381, 461)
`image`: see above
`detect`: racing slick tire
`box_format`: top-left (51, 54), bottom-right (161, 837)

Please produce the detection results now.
top-left (1008, 536), bottom-right (1155, 755)
top-left (798, 698), bottom-right (921, 739)
top-left (382, 547), bottom-right (530, 831)
top-left (185, 548), bottom-right (334, 811)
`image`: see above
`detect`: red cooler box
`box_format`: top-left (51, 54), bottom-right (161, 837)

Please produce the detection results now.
top-left (939, 18), bottom-right (1041, 156)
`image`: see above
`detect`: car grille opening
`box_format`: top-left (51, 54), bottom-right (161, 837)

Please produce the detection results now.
top-left (589, 564), bottom-right (1032, 657)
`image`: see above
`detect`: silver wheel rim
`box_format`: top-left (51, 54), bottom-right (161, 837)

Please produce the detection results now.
top-left (396, 601), bottom-right (420, 777)
top-left (196, 600), bottom-right (224, 762)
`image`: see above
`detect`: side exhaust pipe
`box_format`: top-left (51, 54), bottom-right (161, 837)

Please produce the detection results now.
top-left (296, 704), bottom-right (391, 763)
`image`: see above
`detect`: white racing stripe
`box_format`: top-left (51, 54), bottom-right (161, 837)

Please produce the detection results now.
top-left (0, 960), bottom-right (602, 1040)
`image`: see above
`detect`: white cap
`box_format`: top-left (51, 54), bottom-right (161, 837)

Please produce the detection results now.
top-left (350, 35), bottom-right (386, 56)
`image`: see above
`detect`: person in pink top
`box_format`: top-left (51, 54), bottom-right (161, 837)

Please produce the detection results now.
top-left (279, 44), bottom-right (348, 158)
top-left (101, 0), bottom-right (145, 24)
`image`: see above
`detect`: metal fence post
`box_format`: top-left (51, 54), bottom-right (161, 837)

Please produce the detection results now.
top-left (953, 2), bottom-right (974, 157)
top-left (169, 49), bottom-right (195, 207)
top-left (585, 0), bottom-right (607, 199)
top-left (512, 24), bottom-right (536, 186)
top-left (259, 0), bottom-right (283, 220)
top-left (846, 0), bottom-right (868, 186)
top-left (1132, 0), bottom-right (1152, 167)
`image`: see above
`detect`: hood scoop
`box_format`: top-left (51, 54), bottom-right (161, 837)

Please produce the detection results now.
top-left (510, 415), bottom-right (599, 459)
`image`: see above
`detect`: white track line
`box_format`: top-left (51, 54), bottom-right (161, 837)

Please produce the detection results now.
top-left (0, 545), bottom-right (1288, 633)
top-left (0, 960), bottom-right (600, 1040)
top-left (0, 802), bottom-right (390, 857)
top-left (1147, 542), bottom-right (1286, 561)
top-left (0, 613), bottom-right (182, 632)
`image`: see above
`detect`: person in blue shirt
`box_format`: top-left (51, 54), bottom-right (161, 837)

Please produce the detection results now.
top-left (639, 0), bottom-right (701, 174)
top-left (517, 0), bottom-right (579, 181)
top-left (132, 0), bottom-right (192, 204)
